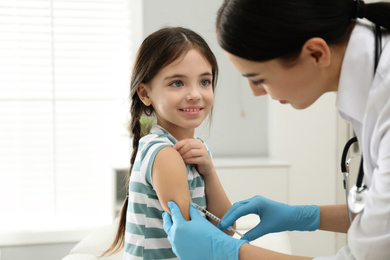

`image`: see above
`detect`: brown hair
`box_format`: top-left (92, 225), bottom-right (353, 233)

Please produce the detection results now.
top-left (103, 26), bottom-right (218, 255)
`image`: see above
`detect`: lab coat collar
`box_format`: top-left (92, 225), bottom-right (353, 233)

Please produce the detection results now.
top-left (336, 21), bottom-right (376, 124)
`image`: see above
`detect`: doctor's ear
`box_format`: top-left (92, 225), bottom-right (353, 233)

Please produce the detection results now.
top-left (137, 84), bottom-right (152, 106)
top-left (301, 38), bottom-right (331, 67)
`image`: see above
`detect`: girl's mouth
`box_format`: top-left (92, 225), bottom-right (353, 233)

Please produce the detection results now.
top-left (180, 108), bottom-right (201, 112)
top-left (179, 107), bottom-right (203, 115)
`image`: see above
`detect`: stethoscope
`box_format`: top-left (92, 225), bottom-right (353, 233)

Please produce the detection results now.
top-left (340, 24), bottom-right (383, 225)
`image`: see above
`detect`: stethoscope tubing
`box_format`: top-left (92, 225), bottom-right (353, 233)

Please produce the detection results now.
top-left (341, 23), bottom-right (383, 225)
top-left (341, 137), bottom-right (358, 224)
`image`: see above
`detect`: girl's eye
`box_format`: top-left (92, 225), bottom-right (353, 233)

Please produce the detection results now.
top-left (200, 79), bottom-right (211, 86)
top-left (252, 79), bottom-right (264, 86)
top-left (170, 80), bottom-right (183, 88)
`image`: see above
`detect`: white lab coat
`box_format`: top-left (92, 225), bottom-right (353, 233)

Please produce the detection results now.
top-left (315, 21), bottom-right (390, 259)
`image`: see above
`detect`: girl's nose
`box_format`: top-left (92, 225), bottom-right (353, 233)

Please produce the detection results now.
top-left (186, 85), bottom-right (201, 101)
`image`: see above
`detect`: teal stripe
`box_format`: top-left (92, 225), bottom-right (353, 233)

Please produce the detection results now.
top-left (126, 222), bottom-right (144, 235)
top-left (129, 181), bottom-right (150, 194)
top-left (144, 248), bottom-right (177, 259)
top-left (186, 164), bottom-right (194, 173)
top-left (128, 202), bottom-right (147, 214)
top-left (148, 194), bottom-right (159, 200)
top-left (138, 141), bottom-right (145, 151)
top-left (156, 128), bottom-right (177, 145)
top-left (139, 140), bottom-right (160, 165)
top-left (139, 141), bottom-right (153, 161)
top-left (124, 243), bottom-right (143, 257)
top-left (188, 175), bottom-right (205, 189)
top-left (132, 160), bottom-right (141, 171)
top-left (145, 227), bottom-right (168, 238)
top-left (140, 141), bottom-right (171, 162)
top-left (192, 197), bottom-right (206, 207)
top-left (127, 203), bottom-right (166, 219)
top-left (146, 206), bottom-right (164, 219)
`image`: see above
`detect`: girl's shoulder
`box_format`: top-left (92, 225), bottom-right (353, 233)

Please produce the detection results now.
top-left (138, 125), bottom-right (176, 153)
top-left (142, 124), bottom-right (174, 140)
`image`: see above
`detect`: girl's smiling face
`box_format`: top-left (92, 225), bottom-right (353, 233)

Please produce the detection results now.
top-left (224, 48), bottom-right (334, 110)
top-left (137, 49), bottom-right (214, 140)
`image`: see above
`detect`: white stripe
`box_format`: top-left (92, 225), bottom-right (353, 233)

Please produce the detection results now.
top-left (144, 238), bottom-right (172, 249)
top-left (146, 217), bottom-right (163, 229)
top-left (187, 167), bottom-right (203, 180)
top-left (140, 149), bottom-right (152, 175)
top-left (148, 198), bottom-right (162, 209)
top-left (130, 170), bottom-right (147, 184)
top-left (187, 168), bottom-right (197, 180)
top-left (123, 251), bottom-right (143, 260)
top-left (129, 191), bottom-right (148, 204)
top-left (187, 174), bottom-right (194, 181)
top-left (125, 232), bottom-right (144, 245)
top-left (127, 211), bottom-right (146, 226)
top-left (191, 186), bottom-right (205, 198)
top-left (140, 143), bottom-right (165, 173)
top-left (124, 223), bottom-right (170, 250)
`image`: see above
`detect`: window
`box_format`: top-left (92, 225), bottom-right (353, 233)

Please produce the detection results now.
top-left (0, 0), bottom-right (133, 231)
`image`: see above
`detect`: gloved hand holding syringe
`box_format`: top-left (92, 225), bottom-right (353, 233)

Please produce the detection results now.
top-left (190, 202), bottom-right (244, 238)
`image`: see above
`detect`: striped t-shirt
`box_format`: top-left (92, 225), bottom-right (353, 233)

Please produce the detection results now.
top-left (124, 125), bottom-right (207, 260)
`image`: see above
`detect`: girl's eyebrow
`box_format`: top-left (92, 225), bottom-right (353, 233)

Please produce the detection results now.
top-left (200, 72), bottom-right (213, 77)
top-left (164, 74), bottom-right (187, 80)
top-left (164, 72), bottom-right (212, 81)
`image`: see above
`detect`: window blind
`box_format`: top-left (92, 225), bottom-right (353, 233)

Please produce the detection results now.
top-left (0, 0), bottom-right (132, 230)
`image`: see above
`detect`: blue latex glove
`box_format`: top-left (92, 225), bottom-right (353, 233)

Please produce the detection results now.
top-left (218, 195), bottom-right (320, 241)
top-left (163, 201), bottom-right (247, 260)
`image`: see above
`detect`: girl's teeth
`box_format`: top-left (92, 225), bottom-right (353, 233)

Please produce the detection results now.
top-left (183, 108), bottom-right (199, 112)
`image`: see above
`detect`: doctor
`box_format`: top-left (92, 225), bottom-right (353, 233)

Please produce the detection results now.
top-left (163, 0), bottom-right (390, 259)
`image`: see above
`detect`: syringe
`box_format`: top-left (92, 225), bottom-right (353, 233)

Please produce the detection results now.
top-left (191, 202), bottom-right (244, 238)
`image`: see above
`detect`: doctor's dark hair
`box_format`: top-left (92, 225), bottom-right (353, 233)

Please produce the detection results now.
top-left (102, 26), bottom-right (218, 256)
top-left (216, 0), bottom-right (390, 62)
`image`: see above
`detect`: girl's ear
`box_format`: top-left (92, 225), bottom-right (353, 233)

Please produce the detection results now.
top-left (137, 83), bottom-right (152, 106)
top-left (301, 37), bottom-right (331, 67)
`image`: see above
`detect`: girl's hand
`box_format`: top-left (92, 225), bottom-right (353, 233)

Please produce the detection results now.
top-left (173, 139), bottom-right (215, 177)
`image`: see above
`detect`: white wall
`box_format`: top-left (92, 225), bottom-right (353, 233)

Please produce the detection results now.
top-left (268, 93), bottom-right (346, 257)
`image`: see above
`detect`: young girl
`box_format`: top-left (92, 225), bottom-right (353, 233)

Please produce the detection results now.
top-left (104, 27), bottom-right (234, 259)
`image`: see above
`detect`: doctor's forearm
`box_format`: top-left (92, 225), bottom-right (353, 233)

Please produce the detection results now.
top-left (239, 243), bottom-right (312, 260)
top-left (318, 205), bottom-right (356, 233)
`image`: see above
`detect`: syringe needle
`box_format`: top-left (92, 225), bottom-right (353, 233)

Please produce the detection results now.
top-left (190, 202), bottom-right (243, 238)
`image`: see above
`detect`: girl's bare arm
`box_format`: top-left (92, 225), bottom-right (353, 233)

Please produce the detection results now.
top-left (152, 146), bottom-right (193, 220)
